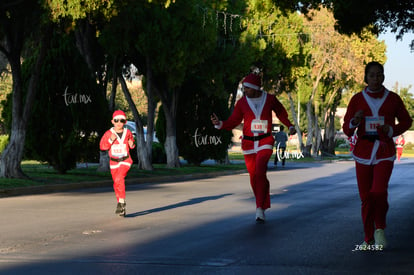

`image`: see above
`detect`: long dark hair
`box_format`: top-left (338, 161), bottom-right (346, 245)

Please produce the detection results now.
top-left (364, 61), bottom-right (384, 83)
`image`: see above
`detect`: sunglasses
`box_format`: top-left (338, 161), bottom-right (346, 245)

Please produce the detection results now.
top-left (114, 119), bottom-right (126, 123)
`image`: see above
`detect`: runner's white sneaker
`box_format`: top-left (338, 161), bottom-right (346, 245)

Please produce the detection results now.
top-left (255, 207), bottom-right (265, 223)
top-left (374, 229), bottom-right (387, 248)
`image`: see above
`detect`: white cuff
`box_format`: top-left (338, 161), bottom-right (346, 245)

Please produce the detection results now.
top-left (349, 119), bottom-right (359, 128)
top-left (214, 121), bottom-right (223, 129)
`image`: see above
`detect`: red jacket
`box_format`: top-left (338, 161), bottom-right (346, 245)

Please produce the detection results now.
top-left (218, 92), bottom-right (293, 154)
top-left (100, 128), bottom-right (135, 169)
top-left (342, 88), bottom-right (412, 164)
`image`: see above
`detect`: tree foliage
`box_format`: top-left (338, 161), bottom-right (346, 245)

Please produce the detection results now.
top-left (297, 8), bottom-right (386, 157)
top-left (275, 0), bottom-right (414, 49)
top-left (0, 0), bottom-right (51, 178)
top-left (23, 31), bottom-right (108, 173)
top-left (2, 0), bottom-right (412, 177)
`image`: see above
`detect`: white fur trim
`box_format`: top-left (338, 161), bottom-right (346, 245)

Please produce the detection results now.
top-left (243, 82), bottom-right (260, 90)
top-left (214, 121), bottom-right (223, 129)
top-left (110, 161), bottom-right (131, 169)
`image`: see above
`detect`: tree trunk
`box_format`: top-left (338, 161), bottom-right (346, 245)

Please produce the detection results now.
top-left (97, 59), bottom-right (119, 173)
top-left (313, 120), bottom-right (321, 158)
top-left (0, 25), bottom-right (50, 178)
top-left (304, 100), bottom-right (314, 157)
top-left (0, 127), bottom-right (26, 178)
top-left (74, 20), bottom-right (107, 90)
top-left (163, 104), bottom-right (180, 168)
top-left (322, 110), bottom-right (336, 156)
top-left (119, 74), bottom-right (153, 170)
top-left (74, 21), bottom-right (110, 172)
top-left (144, 60), bottom-right (158, 161)
top-left (96, 150), bottom-right (110, 172)
top-left (322, 87), bottom-right (342, 156)
top-left (287, 92), bottom-right (304, 152)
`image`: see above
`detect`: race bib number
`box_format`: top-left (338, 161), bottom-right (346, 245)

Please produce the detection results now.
top-left (111, 144), bottom-right (127, 157)
top-left (251, 119), bottom-right (268, 134)
top-left (365, 116), bottom-right (384, 135)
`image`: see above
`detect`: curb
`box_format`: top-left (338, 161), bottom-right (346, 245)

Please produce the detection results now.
top-left (0, 169), bottom-right (247, 198)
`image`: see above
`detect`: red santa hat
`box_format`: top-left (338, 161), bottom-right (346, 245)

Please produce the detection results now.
top-left (112, 110), bottom-right (126, 120)
top-left (242, 73), bottom-right (261, 90)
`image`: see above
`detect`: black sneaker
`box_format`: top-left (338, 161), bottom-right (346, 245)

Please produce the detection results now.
top-left (115, 203), bottom-right (123, 214)
top-left (118, 203), bottom-right (126, 217)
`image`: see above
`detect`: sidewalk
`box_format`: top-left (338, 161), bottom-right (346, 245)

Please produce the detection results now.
top-left (0, 167), bottom-right (247, 198)
top-left (4, 155), bottom-right (410, 198)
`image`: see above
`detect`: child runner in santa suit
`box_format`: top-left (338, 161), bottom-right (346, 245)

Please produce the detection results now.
top-left (211, 73), bottom-right (296, 223)
top-left (343, 61), bottom-right (412, 249)
top-left (100, 110), bottom-right (135, 217)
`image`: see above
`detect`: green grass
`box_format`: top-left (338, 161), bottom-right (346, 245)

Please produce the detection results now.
top-left (0, 160), bottom-right (247, 190)
top-left (1, 148), bottom-right (411, 190)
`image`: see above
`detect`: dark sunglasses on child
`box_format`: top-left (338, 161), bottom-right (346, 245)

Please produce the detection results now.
top-left (114, 119), bottom-right (126, 123)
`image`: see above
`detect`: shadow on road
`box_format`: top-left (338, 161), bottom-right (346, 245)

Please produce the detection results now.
top-left (125, 193), bottom-right (233, 218)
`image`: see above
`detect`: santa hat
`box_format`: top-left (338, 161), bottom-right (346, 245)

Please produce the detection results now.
top-left (242, 73), bottom-right (261, 90)
top-left (112, 110), bottom-right (126, 120)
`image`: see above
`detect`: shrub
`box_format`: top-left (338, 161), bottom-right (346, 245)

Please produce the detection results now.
top-left (0, 135), bottom-right (8, 154)
top-left (152, 142), bottom-right (166, 164)
top-left (403, 142), bottom-right (413, 151)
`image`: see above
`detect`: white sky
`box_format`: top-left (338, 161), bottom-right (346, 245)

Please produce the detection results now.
top-left (378, 31), bottom-right (414, 93)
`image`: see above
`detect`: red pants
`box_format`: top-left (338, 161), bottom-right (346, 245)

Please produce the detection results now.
top-left (397, 148), bottom-right (403, 161)
top-left (110, 164), bottom-right (131, 202)
top-left (244, 149), bottom-right (273, 209)
top-left (355, 161), bottom-right (393, 243)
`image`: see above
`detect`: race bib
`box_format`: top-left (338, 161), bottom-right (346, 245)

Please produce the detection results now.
top-left (111, 143), bottom-right (127, 157)
top-left (251, 119), bottom-right (268, 134)
top-left (365, 116), bottom-right (384, 135)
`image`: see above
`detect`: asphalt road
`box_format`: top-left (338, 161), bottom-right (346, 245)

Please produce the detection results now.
top-left (1, 159), bottom-right (414, 275)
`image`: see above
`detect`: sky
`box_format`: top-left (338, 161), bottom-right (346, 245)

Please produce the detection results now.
top-left (378, 31), bottom-right (414, 93)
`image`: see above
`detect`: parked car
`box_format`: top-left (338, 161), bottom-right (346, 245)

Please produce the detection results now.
top-left (125, 121), bottom-right (159, 143)
top-left (125, 121), bottom-right (166, 164)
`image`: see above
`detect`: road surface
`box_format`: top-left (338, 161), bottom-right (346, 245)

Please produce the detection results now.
top-left (1, 159), bottom-right (414, 274)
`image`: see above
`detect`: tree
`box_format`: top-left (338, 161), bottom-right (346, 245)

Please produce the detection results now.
top-left (0, 0), bottom-right (51, 178)
top-left (276, 0), bottom-right (414, 50)
top-left (23, 30), bottom-right (108, 173)
top-left (174, 70), bottom-right (234, 165)
top-left (171, 1), bottom-right (255, 165)
top-left (238, 0), bottom-right (310, 151)
top-left (46, 0), bottom-right (155, 171)
top-left (119, 0), bottom-right (218, 168)
top-left (393, 84), bottom-right (414, 130)
top-left (299, 8), bottom-right (386, 157)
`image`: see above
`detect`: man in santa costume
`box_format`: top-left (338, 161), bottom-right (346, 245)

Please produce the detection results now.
top-left (100, 110), bottom-right (135, 217)
top-left (211, 72), bottom-right (296, 223)
top-left (343, 61), bottom-right (412, 249)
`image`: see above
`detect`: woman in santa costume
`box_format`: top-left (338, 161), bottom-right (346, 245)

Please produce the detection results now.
top-left (395, 135), bottom-right (405, 161)
top-left (343, 61), bottom-right (412, 249)
top-left (100, 110), bottom-right (135, 217)
top-left (211, 72), bottom-right (296, 223)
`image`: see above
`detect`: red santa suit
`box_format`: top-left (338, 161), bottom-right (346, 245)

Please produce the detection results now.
top-left (100, 126), bottom-right (135, 202)
top-left (343, 87), bottom-right (412, 243)
top-left (217, 90), bottom-right (294, 212)
top-left (395, 135), bottom-right (405, 161)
